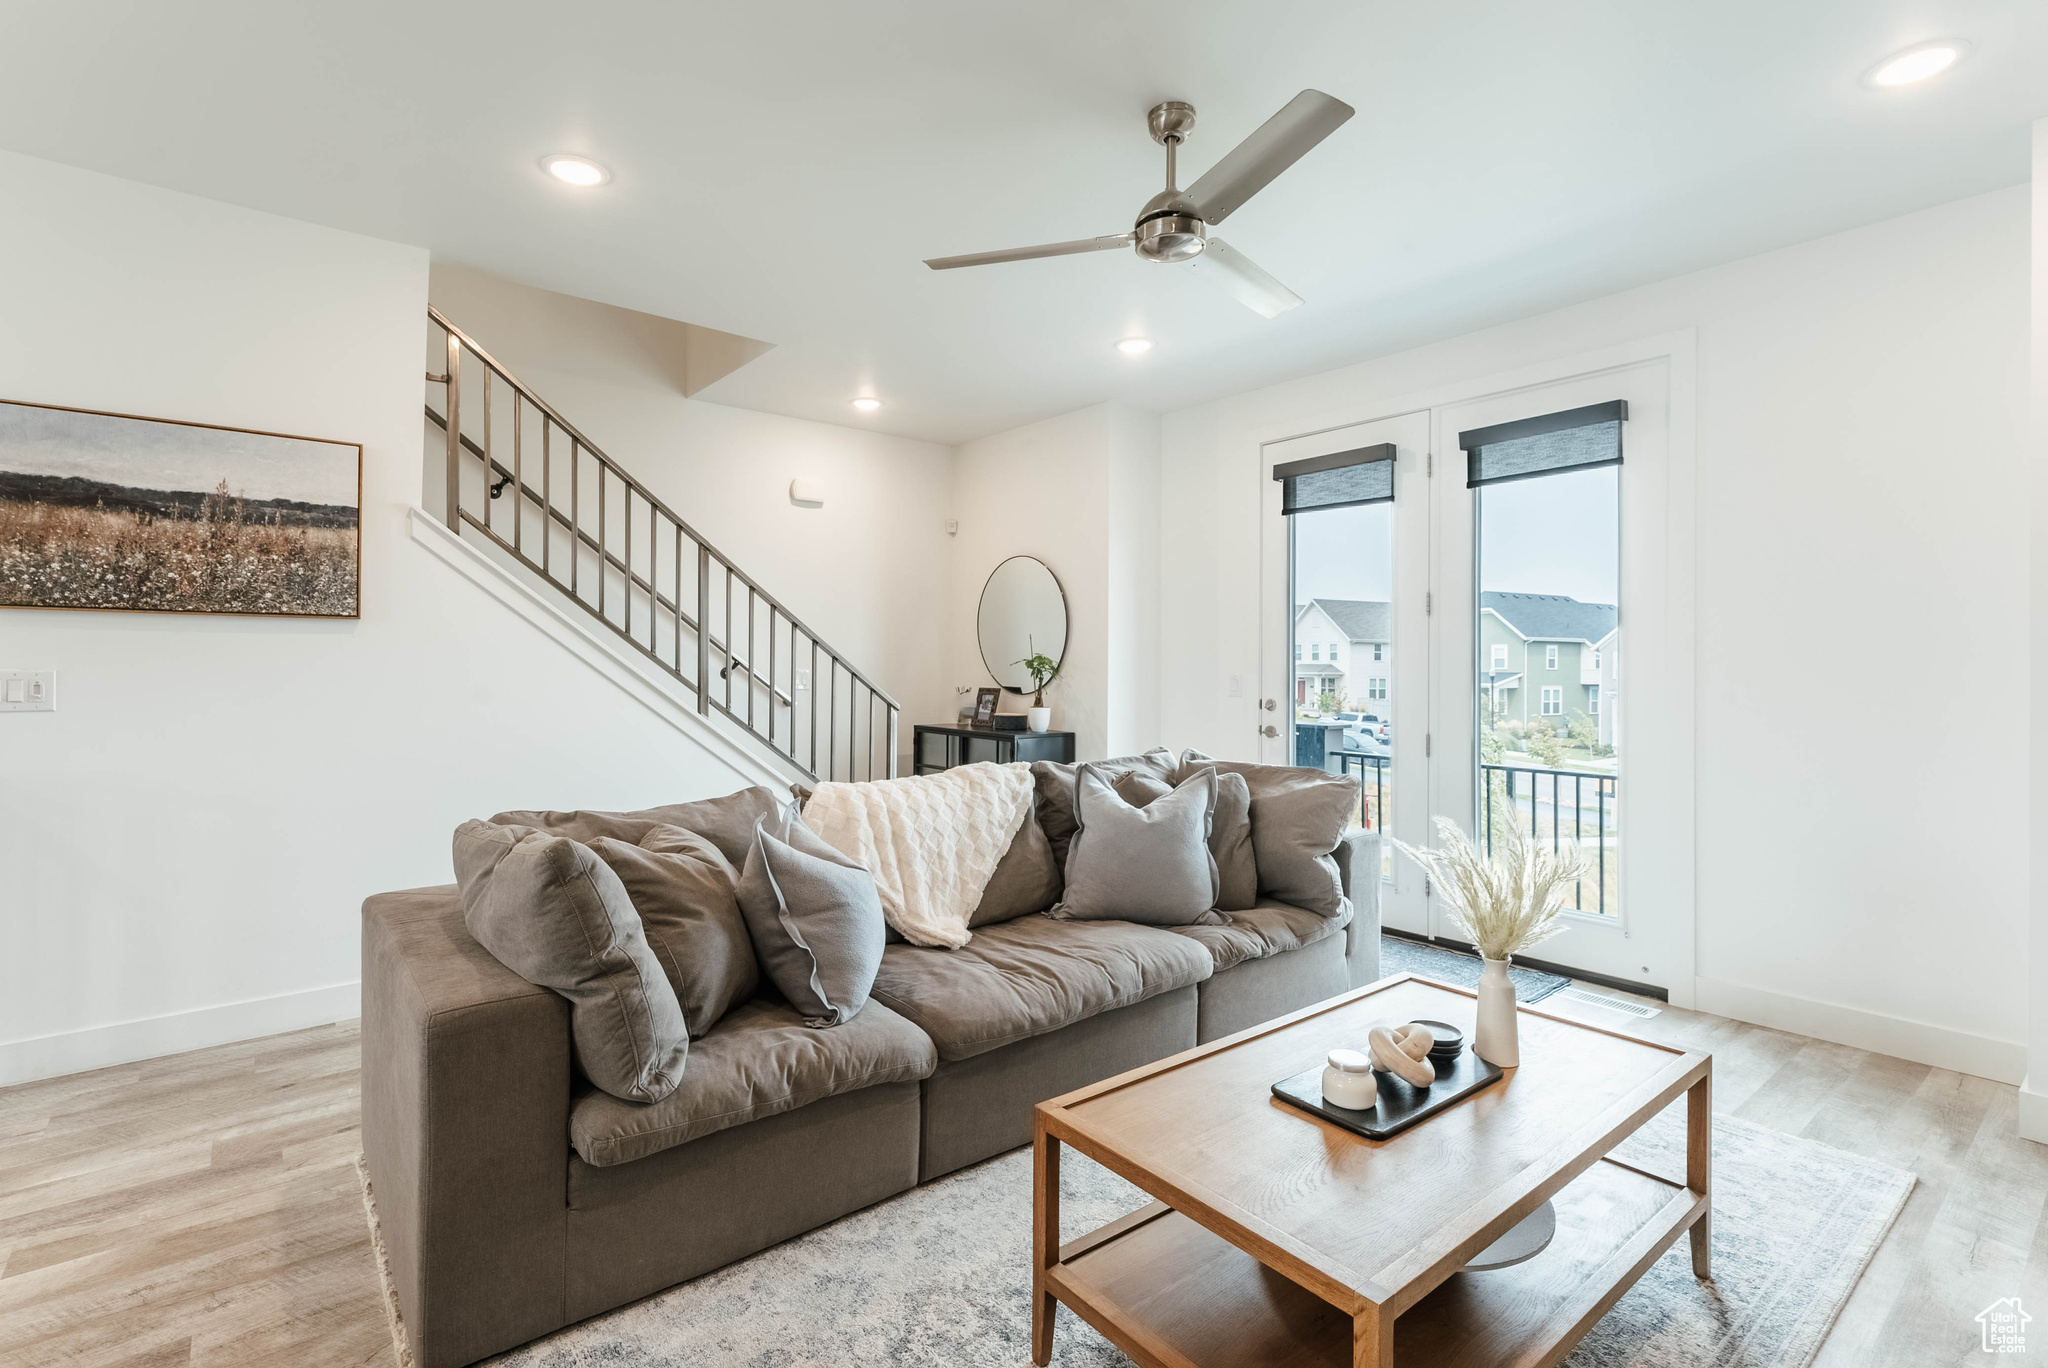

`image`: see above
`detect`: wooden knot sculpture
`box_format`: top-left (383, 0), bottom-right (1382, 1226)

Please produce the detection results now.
top-left (1368, 1023), bottom-right (1437, 1088)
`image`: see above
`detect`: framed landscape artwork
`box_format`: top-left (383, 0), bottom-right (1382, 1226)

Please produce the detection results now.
top-left (0, 399), bottom-right (361, 619)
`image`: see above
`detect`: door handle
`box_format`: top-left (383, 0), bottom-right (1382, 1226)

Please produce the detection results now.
top-left (1259, 724), bottom-right (1279, 738)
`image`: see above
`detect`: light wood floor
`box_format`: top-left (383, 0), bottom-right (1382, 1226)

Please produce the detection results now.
top-left (3, 991), bottom-right (2044, 1367)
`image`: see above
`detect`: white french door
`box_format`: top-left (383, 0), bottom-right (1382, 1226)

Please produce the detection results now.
top-left (1430, 360), bottom-right (1685, 991)
top-left (1258, 347), bottom-right (1695, 1000)
top-left (1258, 411), bottom-right (1431, 936)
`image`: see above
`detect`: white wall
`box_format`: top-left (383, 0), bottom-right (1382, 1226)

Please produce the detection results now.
top-left (2025, 119), bottom-right (2048, 1138)
top-left (0, 155), bottom-right (947, 1083)
top-left (1154, 186), bottom-right (2030, 1079)
top-left (950, 402), bottom-right (1161, 760)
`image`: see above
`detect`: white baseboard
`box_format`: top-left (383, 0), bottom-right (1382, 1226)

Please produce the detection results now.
top-left (2017, 1081), bottom-right (2048, 1144)
top-left (0, 981), bottom-right (360, 1087)
top-left (1693, 975), bottom-right (2024, 1085)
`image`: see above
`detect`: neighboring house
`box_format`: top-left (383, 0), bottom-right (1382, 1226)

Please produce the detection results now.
top-left (1478, 592), bottom-right (1618, 742)
top-left (1293, 598), bottom-right (1391, 712)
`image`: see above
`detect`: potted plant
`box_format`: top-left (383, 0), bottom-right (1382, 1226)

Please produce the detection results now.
top-left (1014, 648), bottom-right (1060, 733)
top-left (1389, 816), bottom-right (1592, 1066)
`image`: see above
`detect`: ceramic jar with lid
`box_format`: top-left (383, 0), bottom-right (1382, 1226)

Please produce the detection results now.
top-left (1321, 1048), bottom-right (1379, 1110)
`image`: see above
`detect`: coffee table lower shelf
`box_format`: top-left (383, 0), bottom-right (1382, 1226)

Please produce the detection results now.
top-left (1048, 1157), bottom-right (1704, 1368)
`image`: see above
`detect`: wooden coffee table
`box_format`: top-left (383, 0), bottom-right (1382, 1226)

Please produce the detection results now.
top-left (1032, 973), bottom-right (1711, 1368)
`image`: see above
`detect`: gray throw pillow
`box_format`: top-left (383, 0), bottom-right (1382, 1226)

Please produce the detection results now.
top-left (1111, 769), bottom-right (1174, 809)
top-left (1203, 769), bottom-right (1258, 911)
top-left (492, 786), bottom-right (785, 869)
top-left (1178, 749), bottom-right (1357, 919)
top-left (587, 825), bottom-right (758, 1039)
top-left (452, 820), bottom-right (688, 1103)
top-left (1051, 764), bottom-right (1221, 926)
top-left (1030, 748), bottom-right (1177, 871)
top-left (1089, 764), bottom-right (1252, 910)
top-left (735, 803), bottom-right (887, 1027)
top-left (967, 810), bottom-right (1062, 928)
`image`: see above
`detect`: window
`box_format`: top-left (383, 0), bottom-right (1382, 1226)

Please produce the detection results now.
top-left (1294, 643), bottom-right (1302, 661)
top-left (1592, 650), bottom-right (1601, 670)
top-left (1545, 644), bottom-right (1559, 669)
top-left (1490, 643), bottom-right (1507, 671)
top-left (1280, 440), bottom-right (1394, 841)
top-left (1372, 643), bottom-right (1384, 661)
top-left (1541, 686), bottom-right (1563, 715)
top-left (1588, 685), bottom-right (1600, 715)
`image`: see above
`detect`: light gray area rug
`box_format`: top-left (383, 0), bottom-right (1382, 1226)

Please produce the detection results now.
top-left (366, 1112), bottom-right (1911, 1368)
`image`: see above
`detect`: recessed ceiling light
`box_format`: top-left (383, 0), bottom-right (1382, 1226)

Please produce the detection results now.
top-left (1117, 338), bottom-right (1155, 356)
top-left (850, 397), bottom-right (882, 412)
top-left (1865, 40), bottom-right (1968, 88)
top-left (540, 154), bottom-right (611, 187)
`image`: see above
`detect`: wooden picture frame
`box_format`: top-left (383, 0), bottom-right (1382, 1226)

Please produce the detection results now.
top-left (974, 686), bottom-right (1001, 726)
top-left (0, 397), bottom-right (363, 619)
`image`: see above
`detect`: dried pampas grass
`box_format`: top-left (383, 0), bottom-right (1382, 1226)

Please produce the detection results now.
top-left (1389, 815), bottom-right (1592, 962)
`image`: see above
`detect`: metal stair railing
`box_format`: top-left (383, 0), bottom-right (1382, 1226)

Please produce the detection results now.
top-left (425, 305), bottom-right (897, 782)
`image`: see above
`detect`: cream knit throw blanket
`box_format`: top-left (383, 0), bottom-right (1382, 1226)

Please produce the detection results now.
top-left (804, 762), bottom-right (1035, 948)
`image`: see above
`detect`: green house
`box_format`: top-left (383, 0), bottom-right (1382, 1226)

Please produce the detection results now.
top-left (1478, 592), bottom-right (1617, 742)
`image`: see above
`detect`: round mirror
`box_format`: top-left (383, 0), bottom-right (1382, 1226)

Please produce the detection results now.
top-left (978, 555), bottom-right (1068, 693)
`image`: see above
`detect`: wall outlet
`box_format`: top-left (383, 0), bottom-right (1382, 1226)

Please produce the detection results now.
top-left (0, 670), bottom-right (55, 712)
top-left (794, 669), bottom-right (811, 691)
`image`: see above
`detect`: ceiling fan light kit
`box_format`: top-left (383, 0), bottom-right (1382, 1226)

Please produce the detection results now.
top-left (923, 90), bottom-right (1354, 318)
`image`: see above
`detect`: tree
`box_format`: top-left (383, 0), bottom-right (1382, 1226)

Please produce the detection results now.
top-left (1527, 721), bottom-right (1564, 768)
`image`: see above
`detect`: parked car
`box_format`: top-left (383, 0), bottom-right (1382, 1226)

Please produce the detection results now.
top-left (1343, 715), bottom-right (1392, 749)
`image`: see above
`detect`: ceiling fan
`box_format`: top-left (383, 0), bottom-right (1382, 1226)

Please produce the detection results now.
top-left (923, 90), bottom-right (1354, 318)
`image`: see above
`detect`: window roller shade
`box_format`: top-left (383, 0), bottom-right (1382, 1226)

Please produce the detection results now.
top-left (1460, 400), bottom-right (1626, 489)
top-left (1273, 443), bottom-right (1395, 514)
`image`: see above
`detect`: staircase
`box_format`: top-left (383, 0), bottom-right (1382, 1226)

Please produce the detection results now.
top-left (424, 306), bottom-right (898, 783)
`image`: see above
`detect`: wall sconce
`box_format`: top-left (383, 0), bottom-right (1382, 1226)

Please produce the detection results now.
top-left (790, 478), bottom-right (825, 508)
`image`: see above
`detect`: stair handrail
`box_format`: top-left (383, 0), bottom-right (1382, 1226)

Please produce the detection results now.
top-left (427, 306), bottom-right (898, 781)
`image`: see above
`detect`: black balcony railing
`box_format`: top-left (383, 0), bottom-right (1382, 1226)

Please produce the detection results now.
top-left (1334, 752), bottom-right (1389, 832)
top-left (1480, 762), bottom-right (1616, 915)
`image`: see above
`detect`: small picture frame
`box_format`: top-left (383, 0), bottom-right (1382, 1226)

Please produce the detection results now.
top-left (973, 686), bottom-right (1001, 726)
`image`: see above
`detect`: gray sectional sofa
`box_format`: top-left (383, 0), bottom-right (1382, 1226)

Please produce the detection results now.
top-left (362, 765), bottom-right (1380, 1368)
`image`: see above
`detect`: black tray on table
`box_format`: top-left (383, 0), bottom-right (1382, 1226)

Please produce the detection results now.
top-left (1272, 1047), bottom-right (1504, 1140)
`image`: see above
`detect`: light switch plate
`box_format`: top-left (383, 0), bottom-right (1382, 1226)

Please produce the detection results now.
top-left (0, 669), bottom-right (55, 712)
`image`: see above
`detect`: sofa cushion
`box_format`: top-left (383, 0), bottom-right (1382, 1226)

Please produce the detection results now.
top-left (1052, 765), bottom-right (1219, 926)
top-left (1030, 748), bottom-right (1177, 871)
top-left (735, 803), bottom-right (887, 1027)
top-left (569, 998), bottom-right (935, 1167)
top-left (587, 825), bottom-right (757, 1039)
top-left (967, 810), bottom-right (1061, 928)
top-left (1169, 900), bottom-right (1351, 974)
top-left (1178, 750), bottom-right (1358, 920)
top-left (452, 820), bottom-right (689, 1104)
top-left (493, 786), bottom-right (784, 870)
top-left (869, 914), bottom-right (1213, 1061)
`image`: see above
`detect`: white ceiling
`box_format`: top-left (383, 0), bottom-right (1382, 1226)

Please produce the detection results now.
top-left (1, 1), bottom-right (2042, 444)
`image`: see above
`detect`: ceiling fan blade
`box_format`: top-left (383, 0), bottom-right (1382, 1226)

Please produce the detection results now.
top-left (924, 233), bottom-right (1133, 270)
top-left (1184, 90), bottom-right (1354, 225)
top-left (1187, 238), bottom-right (1303, 318)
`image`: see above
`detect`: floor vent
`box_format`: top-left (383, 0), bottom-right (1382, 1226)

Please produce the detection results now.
top-left (1552, 986), bottom-right (1661, 1018)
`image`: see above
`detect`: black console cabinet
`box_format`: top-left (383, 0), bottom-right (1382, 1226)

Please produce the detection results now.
top-left (912, 723), bottom-right (1076, 774)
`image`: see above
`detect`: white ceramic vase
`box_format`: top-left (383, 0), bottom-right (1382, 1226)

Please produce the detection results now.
top-left (1027, 706), bottom-right (1051, 733)
top-left (1474, 957), bottom-right (1519, 1067)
